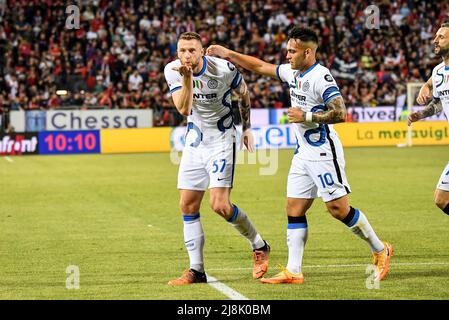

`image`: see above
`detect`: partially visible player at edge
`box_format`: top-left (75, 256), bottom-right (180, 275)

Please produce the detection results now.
top-left (408, 23), bottom-right (449, 216)
top-left (163, 32), bottom-right (270, 285)
top-left (207, 27), bottom-right (393, 284)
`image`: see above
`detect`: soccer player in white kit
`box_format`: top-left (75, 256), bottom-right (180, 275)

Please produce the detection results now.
top-left (164, 32), bottom-right (270, 285)
top-left (207, 27), bottom-right (393, 284)
top-left (409, 23), bottom-right (449, 216)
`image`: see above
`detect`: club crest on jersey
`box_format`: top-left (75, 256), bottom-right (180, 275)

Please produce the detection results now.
top-left (207, 79), bottom-right (218, 89)
top-left (303, 80), bottom-right (310, 92)
top-left (193, 80), bottom-right (204, 89)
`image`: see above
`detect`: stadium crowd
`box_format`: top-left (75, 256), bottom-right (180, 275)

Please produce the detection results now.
top-left (0, 0), bottom-right (447, 128)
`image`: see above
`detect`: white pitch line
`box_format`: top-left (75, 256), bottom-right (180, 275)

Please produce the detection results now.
top-left (206, 273), bottom-right (249, 300)
top-left (207, 261), bottom-right (449, 271)
top-left (4, 156), bottom-right (13, 163)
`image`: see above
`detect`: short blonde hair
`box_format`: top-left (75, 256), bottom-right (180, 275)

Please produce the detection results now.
top-left (178, 32), bottom-right (202, 45)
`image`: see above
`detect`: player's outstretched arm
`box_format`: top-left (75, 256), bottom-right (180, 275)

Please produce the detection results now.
top-left (236, 78), bottom-right (255, 152)
top-left (417, 77), bottom-right (433, 105)
top-left (407, 97), bottom-right (442, 126)
top-left (171, 65), bottom-right (194, 116)
top-left (206, 45), bottom-right (277, 79)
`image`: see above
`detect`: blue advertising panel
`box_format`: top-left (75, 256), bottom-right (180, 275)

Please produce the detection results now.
top-left (25, 110), bottom-right (47, 132)
top-left (38, 130), bottom-right (101, 155)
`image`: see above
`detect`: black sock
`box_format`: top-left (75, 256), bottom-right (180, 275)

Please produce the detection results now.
top-left (288, 216), bottom-right (307, 224)
top-left (191, 268), bottom-right (205, 275)
top-left (342, 206), bottom-right (356, 225)
top-left (254, 240), bottom-right (268, 251)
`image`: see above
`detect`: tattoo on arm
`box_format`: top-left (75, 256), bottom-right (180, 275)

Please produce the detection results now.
top-left (312, 96), bottom-right (347, 124)
top-left (237, 80), bottom-right (251, 131)
top-left (417, 98), bottom-right (443, 119)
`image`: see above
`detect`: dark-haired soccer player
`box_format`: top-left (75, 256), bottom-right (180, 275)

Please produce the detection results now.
top-left (164, 32), bottom-right (270, 285)
top-left (207, 27), bottom-right (393, 284)
top-left (409, 23), bottom-right (449, 216)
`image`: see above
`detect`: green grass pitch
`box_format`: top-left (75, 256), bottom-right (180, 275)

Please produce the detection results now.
top-left (1, 146), bottom-right (448, 299)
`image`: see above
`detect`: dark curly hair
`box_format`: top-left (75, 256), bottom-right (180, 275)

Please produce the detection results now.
top-left (287, 27), bottom-right (319, 44)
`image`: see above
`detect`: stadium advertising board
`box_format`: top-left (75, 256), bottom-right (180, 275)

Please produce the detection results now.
top-left (170, 125), bottom-right (297, 151)
top-left (250, 109), bottom-right (270, 126)
top-left (270, 107), bottom-right (446, 124)
top-left (46, 110), bottom-right (153, 131)
top-left (0, 132), bottom-right (39, 156)
top-left (334, 121), bottom-right (449, 147)
top-left (39, 130), bottom-right (101, 155)
top-left (10, 110), bottom-right (154, 132)
top-left (100, 127), bottom-right (171, 153)
top-left (171, 121), bottom-right (449, 151)
top-left (9, 110), bottom-right (26, 132)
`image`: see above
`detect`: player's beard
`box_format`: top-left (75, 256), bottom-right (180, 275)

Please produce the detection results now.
top-left (435, 45), bottom-right (449, 58)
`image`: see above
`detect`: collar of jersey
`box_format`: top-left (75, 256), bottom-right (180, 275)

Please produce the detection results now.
top-left (299, 62), bottom-right (319, 78)
top-left (193, 56), bottom-right (207, 77)
top-left (445, 65), bottom-right (449, 71)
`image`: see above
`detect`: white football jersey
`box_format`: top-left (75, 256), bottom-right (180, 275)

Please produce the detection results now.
top-left (277, 62), bottom-right (344, 161)
top-left (164, 56), bottom-right (242, 132)
top-left (432, 62), bottom-right (449, 125)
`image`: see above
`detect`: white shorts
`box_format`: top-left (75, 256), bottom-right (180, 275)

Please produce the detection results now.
top-left (437, 161), bottom-right (449, 192)
top-left (177, 123), bottom-right (236, 191)
top-left (287, 154), bottom-right (351, 202)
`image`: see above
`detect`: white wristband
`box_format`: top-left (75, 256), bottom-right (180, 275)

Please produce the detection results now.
top-left (305, 112), bottom-right (313, 123)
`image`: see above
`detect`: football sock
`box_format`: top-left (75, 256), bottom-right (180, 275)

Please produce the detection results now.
top-left (443, 204), bottom-right (449, 215)
top-left (183, 213), bottom-right (205, 273)
top-left (286, 216), bottom-right (308, 274)
top-left (342, 207), bottom-right (384, 253)
top-left (228, 204), bottom-right (265, 250)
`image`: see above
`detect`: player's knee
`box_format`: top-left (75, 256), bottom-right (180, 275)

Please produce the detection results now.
top-left (179, 199), bottom-right (200, 214)
top-left (327, 203), bottom-right (347, 220)
top-left (434, 196), bottom-right (448, 210)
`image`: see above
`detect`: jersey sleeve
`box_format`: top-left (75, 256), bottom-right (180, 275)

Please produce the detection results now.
top-left (316, 71), bottom-right (342, 104)
top-left (276, 64), bottom-right (291, 83)
top-left (226, 61), bottom-right (243, 90)
top-left (164, 63), bottom-right (183, 95)
top-left (432, 68), bottom-right (440, 99)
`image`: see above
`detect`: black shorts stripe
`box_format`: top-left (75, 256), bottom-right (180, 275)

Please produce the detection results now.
top-left (324, 125), bottom-right (350, 195)
top-left (231, 142), bottom-right (236, 188)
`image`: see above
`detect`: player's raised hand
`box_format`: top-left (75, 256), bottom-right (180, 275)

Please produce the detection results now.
top-left (407, 111), bottom-right (420, 126)
top-left (287, 107), bottom-right (305, 123)
top-left (172, 65), bottom-right (193, 77)
top-left (240, 129), bottom-right (255, 152)
top-left (417, 84), bottom-right (431, 105)
top-left (206, 45), bottom-right (230, 58)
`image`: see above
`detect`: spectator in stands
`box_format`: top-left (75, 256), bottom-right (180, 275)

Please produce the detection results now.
top-left (0, 0), bottom-right (443, 128)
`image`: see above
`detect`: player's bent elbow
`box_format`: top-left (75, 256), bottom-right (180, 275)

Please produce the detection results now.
top-left (178, 108), bottom-right (190, 117)
top-left (339, 110), bottom-right (347, 123)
